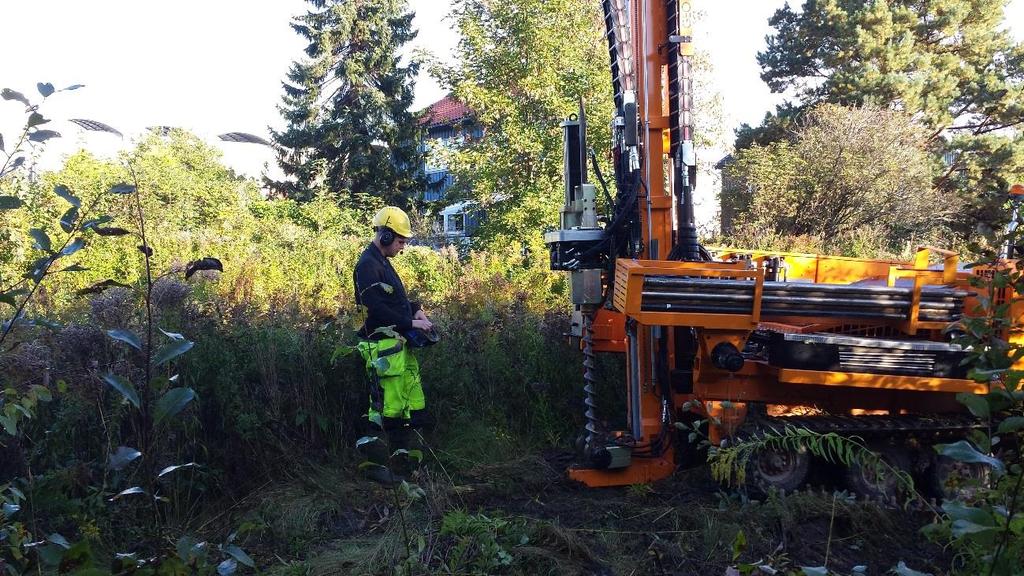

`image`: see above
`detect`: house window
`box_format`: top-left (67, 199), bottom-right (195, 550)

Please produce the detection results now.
top-left (446, 213), bottom-right (465, 233)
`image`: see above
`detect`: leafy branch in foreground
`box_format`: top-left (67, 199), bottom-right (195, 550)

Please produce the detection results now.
top-left (924, 264), bottom-right (1024, 574)
top-left (1, 95), bottom-right (241, 572)
top-left (708, 424), bottom-right (918, 503)
top-left (0, 83), bottom-right (82, 179)
top-left (0, 83), bottom-right (104, 350)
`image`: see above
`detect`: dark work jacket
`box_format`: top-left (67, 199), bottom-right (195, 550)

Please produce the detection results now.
top-left (353, 243), bottom-right (421, 339)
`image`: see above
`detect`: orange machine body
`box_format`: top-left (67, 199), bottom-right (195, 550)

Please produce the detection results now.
top-left (569, 247), bottom-right (992, 487)
top-left (559, 0), bottom-right (1011, 488)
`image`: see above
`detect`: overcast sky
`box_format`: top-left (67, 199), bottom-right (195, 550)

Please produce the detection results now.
top-left (2, 0), bottom-right (1022, 181)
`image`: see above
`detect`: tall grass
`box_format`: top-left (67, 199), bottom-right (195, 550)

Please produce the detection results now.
top-left (2, 149), bottom-right (590, 494)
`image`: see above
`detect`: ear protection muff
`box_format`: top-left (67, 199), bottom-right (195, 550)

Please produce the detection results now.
top-left (378, 212), bottom-right (397, 246)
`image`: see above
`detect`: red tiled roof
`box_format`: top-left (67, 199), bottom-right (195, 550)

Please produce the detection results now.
top-left (419, 94), bottom-right (472, 127)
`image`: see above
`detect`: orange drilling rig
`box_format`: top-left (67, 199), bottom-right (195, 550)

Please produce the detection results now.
top-left (545, 0), bottom-right (1015, 493)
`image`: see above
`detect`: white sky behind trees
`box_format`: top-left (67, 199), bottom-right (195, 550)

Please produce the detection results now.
top-left (2, 0), bottom-right (1022, 188)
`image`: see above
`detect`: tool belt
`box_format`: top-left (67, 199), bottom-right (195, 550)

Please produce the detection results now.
top-left (356, 337), bottom-right (406, 414)
top-left (357, 337), bottom-right (406, 375)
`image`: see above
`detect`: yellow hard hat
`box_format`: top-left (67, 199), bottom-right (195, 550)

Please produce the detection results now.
top-left (371, 206), bottom-right (413, 238)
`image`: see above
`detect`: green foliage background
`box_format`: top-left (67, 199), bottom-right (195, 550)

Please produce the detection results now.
top-left (721, 104), bottom-right (951, 257)
top-left (0, 131), bottom-right (592, 562)
top-left (725, 0), bottom-right (1024, 254)
top-left (433, 0), bottom-right (616, 246)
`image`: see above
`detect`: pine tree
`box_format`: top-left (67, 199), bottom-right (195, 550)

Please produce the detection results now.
top-left (271, 0), bottom-right (424, 206)
top-left (735, 0), bottom-right (1024, 236)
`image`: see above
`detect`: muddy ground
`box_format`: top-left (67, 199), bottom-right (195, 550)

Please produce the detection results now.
top-left (228, 449), bottom-right (952, 576)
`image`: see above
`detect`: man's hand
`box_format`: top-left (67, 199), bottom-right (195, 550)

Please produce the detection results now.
top-left (413, 309), bottom-right (433, 331)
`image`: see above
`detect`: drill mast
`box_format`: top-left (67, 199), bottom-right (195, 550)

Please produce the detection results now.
top-left (546, 1), bottom-right (997, 490)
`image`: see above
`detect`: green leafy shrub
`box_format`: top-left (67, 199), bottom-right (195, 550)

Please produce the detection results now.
top-left (437, 511), bottom-right (524, 574)
top-left (1, 109), bottom-right (593, 573)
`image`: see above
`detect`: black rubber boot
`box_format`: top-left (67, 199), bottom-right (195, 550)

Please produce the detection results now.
top-left (409, 409), bottom-right (434, 431)
top-left (388, 427), bottom-right (416, 478)
top-left (357, 436), bottom-right (404, 486)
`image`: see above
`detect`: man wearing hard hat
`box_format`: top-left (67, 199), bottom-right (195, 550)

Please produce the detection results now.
top-left (352, 206), bottom-right (436, 484)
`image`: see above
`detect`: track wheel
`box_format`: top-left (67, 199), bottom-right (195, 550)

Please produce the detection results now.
top-left (748, 446), bottom-right (810, 494)
top-left (926, 455), bottom-right (990, 502)
top-left (845, 445), bottom-right (912, 501)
